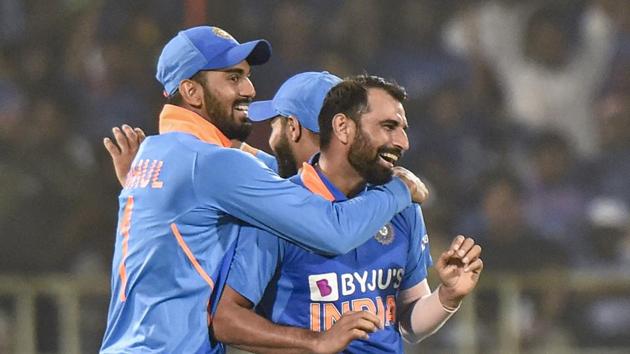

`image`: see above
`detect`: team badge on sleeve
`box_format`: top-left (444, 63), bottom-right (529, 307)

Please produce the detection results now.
top-left (374, 224), bottom-right (395, 245)
top-left (421, 234), bottom-right (429, 251)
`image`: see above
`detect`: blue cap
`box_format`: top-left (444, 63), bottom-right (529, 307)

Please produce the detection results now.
top-left (156, 26), bottom-right (272, 96)
top-left (248, 71), bottom-right (342, 133)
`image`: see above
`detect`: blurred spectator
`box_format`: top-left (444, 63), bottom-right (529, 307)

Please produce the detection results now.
top-left (569, 197), bottom-right (630, 347)
top-left (463, 171), bottom-right (569, 350)
top-left (407, 84), bottom-right (487, 210)
top-left (375, 0), bottom-right (468, 100)
top-left (0, 95), bottom-right (94, 273)
top-left (588, 89), bottom-right (630, 204)
top-left (444, 0), bottom-right (617, 157)
top-left (462, 171), bottom-right (568, 270)
top-left (522, 131), bottom-right (589, 254)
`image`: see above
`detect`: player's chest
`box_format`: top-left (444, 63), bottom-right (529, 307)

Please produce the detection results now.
top-left (282, 223), bottom-right (410, 300)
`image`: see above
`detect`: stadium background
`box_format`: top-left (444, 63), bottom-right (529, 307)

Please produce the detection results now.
top-left (0, 0), bottom-right (629, 353)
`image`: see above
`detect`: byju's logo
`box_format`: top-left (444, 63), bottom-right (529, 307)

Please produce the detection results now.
top-left (308, 273), bottom-right (339, 301)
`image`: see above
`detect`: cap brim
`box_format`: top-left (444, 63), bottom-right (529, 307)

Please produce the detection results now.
top-left (203, 40), bottom-right (272, 70)
top-left (241, 39), bottom-right (272, 65)
top-left (248, 100), bottom-right (278, 122)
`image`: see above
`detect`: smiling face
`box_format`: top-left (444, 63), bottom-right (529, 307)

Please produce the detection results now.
top-left (348, 88), bottom-right (409, 185)
top-left (198, 60), bottom-right (256, 140)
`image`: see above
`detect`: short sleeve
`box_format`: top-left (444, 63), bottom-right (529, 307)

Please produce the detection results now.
top-left (227, 225), bottom-right (284, 305)
top-left (400, 205), bottom-right (433, 291)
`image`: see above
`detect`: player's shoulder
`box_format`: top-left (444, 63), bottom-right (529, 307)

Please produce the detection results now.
top-left (148, 132), bottom-right (224, 155)
top-left (390, 204), bottom-right (424, 237)
top-left (395, 203), bottom-right (424, 224)
top-left (191, 144), bottom-right (272, 181)
top-left (196, 144), bottom-right (263, 165)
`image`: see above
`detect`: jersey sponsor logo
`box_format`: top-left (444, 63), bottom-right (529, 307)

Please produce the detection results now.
top-left (341, 268), bottom-right (404, 296)
top-left (308, 273), bottom-right (339, 301)
top-left (375, 223), bottom-right (395, 245)
top-left (308, 268), bottom-right (404, 302)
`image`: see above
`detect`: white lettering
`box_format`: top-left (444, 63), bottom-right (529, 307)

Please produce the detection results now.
top-left (341, 273), bottom-right (355, 296)
top-left (367, 269), bottom-right (377, 291)
top-left (377, 268), bottom-right (392, 290)
top-left (353, 271), bottom-right (368, 293)
top-left (393, 268), bottom-right (404, 288)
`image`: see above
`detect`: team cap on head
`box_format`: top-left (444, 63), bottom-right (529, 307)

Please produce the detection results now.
top-left (248, 71), bottom-right (341, 133)
top-left (156, 26), bottom-right (272, 96)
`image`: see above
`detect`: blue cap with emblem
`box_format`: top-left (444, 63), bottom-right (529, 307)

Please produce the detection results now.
top-left (248, 71), bottom-right (342, 133)
top-left (156, 26), bottom-right (272, 96)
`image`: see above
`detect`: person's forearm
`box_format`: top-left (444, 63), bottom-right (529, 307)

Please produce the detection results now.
top-left (398, 286), bottom-right (459, 344)
top-left (233, 344), bottom-right (309, 354)
top-left (213, 301), bottom-right (317, 351)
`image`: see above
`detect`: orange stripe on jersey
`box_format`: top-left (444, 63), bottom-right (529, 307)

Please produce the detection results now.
top-left (170, 223), bottom-right (215, 289)
top-left (300, 163), bottom-right (335, 201)
top-left (118, 196), bottom-right (134, 302)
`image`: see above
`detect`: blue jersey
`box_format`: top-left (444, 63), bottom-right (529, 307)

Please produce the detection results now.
top-left (228, 157), bottom-right (433, 354)
top-left (100, 105), bottom-right (412, 354)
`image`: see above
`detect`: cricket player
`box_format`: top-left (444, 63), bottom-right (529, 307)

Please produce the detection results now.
top-left (99, 26), bottom-right (428, 354)
top-left (212, 74), bottom-right (483, 353)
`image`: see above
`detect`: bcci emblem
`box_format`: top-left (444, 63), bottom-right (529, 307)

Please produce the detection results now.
top-left (212, 27), bottom-right (235, 41)
top-left (375, 224), bottom-right (395, 245)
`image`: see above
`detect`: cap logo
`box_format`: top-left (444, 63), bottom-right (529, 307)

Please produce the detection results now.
top-left (375, 224), bottom-right (395, 245)
top-left (211, 27), bottom-right (235, 41)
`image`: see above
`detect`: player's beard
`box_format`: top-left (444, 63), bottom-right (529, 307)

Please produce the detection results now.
top-left (273, 133), bottom-right (299, 178)
top-left (203, 86), bottom-right (252, 141)
top-left (348, 126), bottom-right (400, 185)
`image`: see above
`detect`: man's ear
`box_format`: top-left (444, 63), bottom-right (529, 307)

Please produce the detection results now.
top-left (286, 116), bottom-right (303, 143)
top-left (331, 113), bottom-right (356, 145)
top-left (179, 79), bottom-right (203, 108)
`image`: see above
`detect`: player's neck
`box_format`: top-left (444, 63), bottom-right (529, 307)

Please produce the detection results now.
top-left (317, 151), bottom-right (366, 197)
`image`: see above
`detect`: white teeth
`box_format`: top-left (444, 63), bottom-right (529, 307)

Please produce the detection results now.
top-left (380, 153), bottom-right (398, 162)
top-left (234, 105), bottom-right (248, 112)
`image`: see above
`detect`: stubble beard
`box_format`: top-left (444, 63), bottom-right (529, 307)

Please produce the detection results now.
top-left (203, 87), bottom-right (252, 141)
top-left (347, 127), bottom-right (394, 186)
top-left (273, 133), bottom-right (299, 178)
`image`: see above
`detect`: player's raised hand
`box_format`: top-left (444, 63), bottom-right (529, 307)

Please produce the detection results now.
top-left (435, 235), bottom-right (483, 309)
top-left (311, 311), bottom-right (382, 354)
top-left (392, 166), bottom-right (429, 204)
top-left (103, 125), bottom-right (146, 186)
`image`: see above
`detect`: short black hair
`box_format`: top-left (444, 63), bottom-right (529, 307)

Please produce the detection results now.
top-left (318, 74), bottom-right (406, 149)
top-left (165, 71), bottom-right (207, 106)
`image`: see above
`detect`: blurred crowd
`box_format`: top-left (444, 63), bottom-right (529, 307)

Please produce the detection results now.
top-left (0, 0), bottom-right (629, 352)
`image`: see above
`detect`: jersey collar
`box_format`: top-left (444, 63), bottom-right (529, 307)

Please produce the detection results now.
top-left (158, 104), bottom-right (231, 147)
top-left (300, 153), bottom-right (349, 202)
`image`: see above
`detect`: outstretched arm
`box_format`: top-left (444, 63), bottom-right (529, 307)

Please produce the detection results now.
top-left (198, 149), bottom-right (427, 255)
top-left (103, 125), bottom-right (146, 186)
